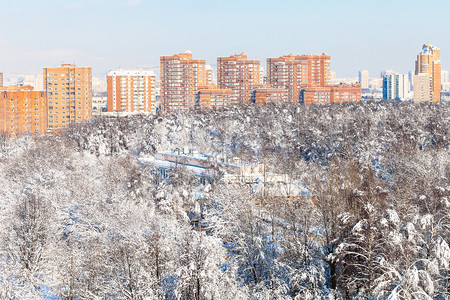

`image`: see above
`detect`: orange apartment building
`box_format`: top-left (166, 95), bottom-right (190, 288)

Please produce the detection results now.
top-left (251, 84), bottom-right (288, 105)
top-left (217, 53), bottom-right (262, 105)
top-left (43, 64), bottom-right (92, 130)
top-left (196, 84), bottom-right (233, 109)
top-left (107, 69), bottom-right (156, 113)
top-left (160, 52), bottom-right (210, 113)
top-left (0, 85), bottom-right (47, 138)
top-left (267, 54), bottom-right (331, 103)
top-left (415, 44), bottom-right (441, 102)
top-left (300, 83), bottom-right (361, 105)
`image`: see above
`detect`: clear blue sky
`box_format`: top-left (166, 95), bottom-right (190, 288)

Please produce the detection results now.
top-left (0, 0), bottom-right (448, 78)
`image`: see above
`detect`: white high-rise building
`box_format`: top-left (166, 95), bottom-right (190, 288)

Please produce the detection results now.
top-left (358, 70), bottom-right (369, 89)
top-left (383, 73), bottom-right (410, 100)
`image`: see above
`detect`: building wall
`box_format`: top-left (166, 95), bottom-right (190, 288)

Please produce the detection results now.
top-left (160, 52), bottom-right (207, 113)
top-left (197, 85), bottom-right (233, 109)
top-left (441, 70), bottom-right (449, 86)
top-left (43, 64), bottom-right (92, 130)
top-left (217, 53), bottom-right (262, 105)
top-left (252, 84), bottom-right (288, 105)
top-left (359, 70), bottom-right (369, 89)
top-left (300, 84), bottom-right (361, 105)
top-left (413, 74), bottom-right (431, 103)
top-left (0, 85), bottom-right (47, 138)
top-left (382, 74), bottom-right (409, 100)
top-left (415, 44), bottom-right (441, 102)
top-left (330, 84), bottom-right (362, 103)
top-left (107, 70), bottom-right (156, 113)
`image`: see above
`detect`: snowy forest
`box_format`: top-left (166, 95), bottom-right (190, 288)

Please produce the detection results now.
top-left (0, 101), bottom-right (449, 300)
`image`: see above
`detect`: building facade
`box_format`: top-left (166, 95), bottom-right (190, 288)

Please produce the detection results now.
top-left (267, 54), bottom-right (331, 103)
top-left (217, 53), bottom-right (262, 105)
top-left (251, 84), bottom-right (288, 105)
top-left (441, 70), bottom-right (449, 85)
top-left (43, 64), bottom-right (92, 130)
top-left (196, 84), bottom-right (233, 109)
top-left (382, 73), bottom-right (409, 100)
top-left (413, 73), bottom-right (432, 103)
top-left (415, 44), bottom-right (441, 102)
top-left (300, 84), bottom-right (361, 105)
top-left (160, 52), bottom-right (209, 113)
top-left (107, 69), bottom-right (156, 113)
top-left (359, 70), bottom-right (369, 89)
top-left (0, 85), bottom-right (47, 137)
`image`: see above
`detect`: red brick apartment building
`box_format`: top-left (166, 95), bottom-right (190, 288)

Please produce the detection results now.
top-left (252, 84), bottom-right (288, 105)
top-left (300, 83), bottom-right (361, 105)
top-left (107, 69), bottom-right (156, 113)
top-left (267, 54), bottom-right (331, 103)
top-left (0, 85), bottom-right (47, 138)
top-left (267, 54), bottom-right (360, 104)
top-left (217, 53), bottom-right (262, 105)
top-left (196, 84), bottom-right (233, 109)
top-left (160, 52), bottom-right (210, 112)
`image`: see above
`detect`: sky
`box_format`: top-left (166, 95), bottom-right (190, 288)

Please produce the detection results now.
top-left (0, 0), bottom-right (449, 78)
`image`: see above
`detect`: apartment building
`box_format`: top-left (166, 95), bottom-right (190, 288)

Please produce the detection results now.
top-left (415, 44), bottom-right (441, 102)
top-left (382, 73), bottom-right (410, 100)
top-left (160, 52), bottom-right (209, 112)
top-left (196, 84), bottom-right (233, 109)
top-left (300, 84), bottom-right (361, 105)
top-left (107, 69), bottom-right (156, 113)
top-left (217, 53), bottom-right (262, 105)
top-left (252, 84), bottom-right (288, 105)
top-left (266, 54), bottom-right (331, 103)
top-left (0, 85), bottom-right (47, 137)
top-left (43, 64), bottom-right (92, 130)
top-left (330, 84), bottom-right (362, 103)
top-left (413, 73), bottom-right (432, 103)
top-left (359, 70), bottom-right (369, 89)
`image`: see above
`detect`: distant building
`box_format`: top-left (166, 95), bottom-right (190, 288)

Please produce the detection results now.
top-left (160, 52), bottom-right (209, 112)
top-left (415, 44), bottom-right (441, 102)
top-left (359, 70), bottom-right (369, 89)
top-left (442, 70), bottom-right (450, 91)
top-left (381, 70), bottom-right (395, 77)
top-left (107, 69), bottom-right (156, 113)
top-left (217, 53), bottom-right (262, 105)
top-left (0, 85), bottom-right (47, 137)
top-left (382, 73), bottom-right (409, 100)
top-left (369, 77), bottom-right (383, 89)
top-left (0, 73), bottom-right (3, 87)
top-left (43, 64), bottom-right (92, 130)
top-left (92, 77), bottom-right (107, 96)
top-left (92, 97), bottom-right (107, 114)
top-left (266, 54), bottom-right (331, 103)
top-left (413, 73), bottom-right (432, 103)
top-left (441, 70), bottom-right (449, 84)
top-left (408, 71), bottom-right (414, 91)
